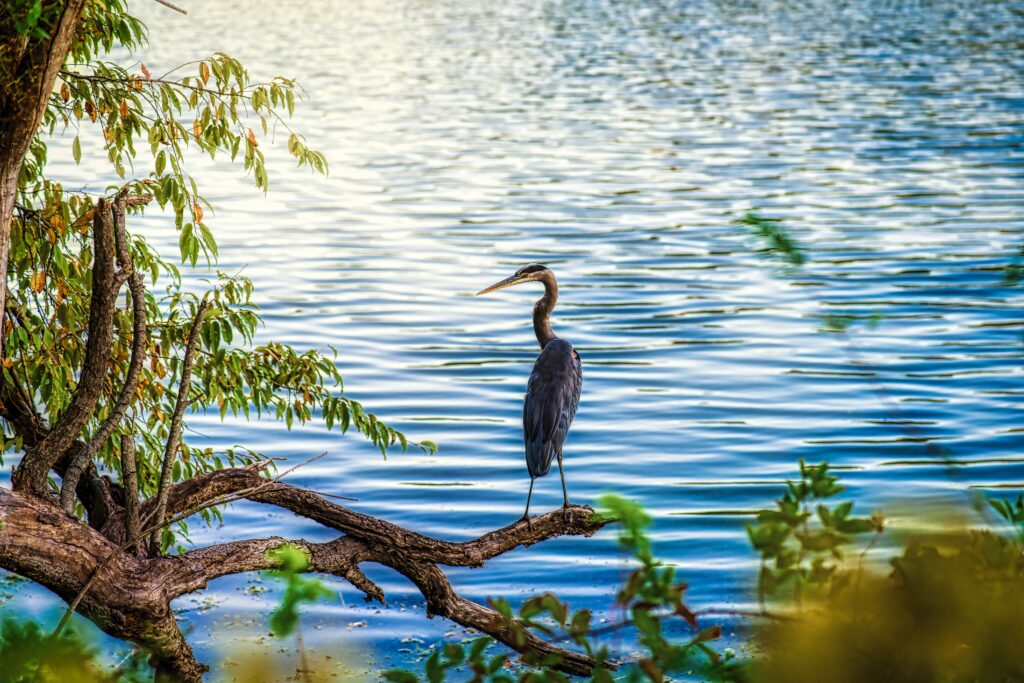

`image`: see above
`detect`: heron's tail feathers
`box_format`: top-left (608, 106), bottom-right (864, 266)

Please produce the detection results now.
top-left (525, 441), bottom-right (556, 478)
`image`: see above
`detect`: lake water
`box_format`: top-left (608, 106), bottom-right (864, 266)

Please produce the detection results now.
top-left (3, 0), bottom-right (1024, 678)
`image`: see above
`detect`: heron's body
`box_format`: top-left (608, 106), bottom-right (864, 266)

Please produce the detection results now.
top-left (524, 338), bottom-right (582, 479)
top-left (477, 264), bottom-right (582, 523)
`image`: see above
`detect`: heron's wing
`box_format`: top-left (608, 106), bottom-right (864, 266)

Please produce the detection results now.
top-left (523, 339), bottom-right (583, 478)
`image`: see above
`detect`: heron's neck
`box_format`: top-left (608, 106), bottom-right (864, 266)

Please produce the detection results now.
top-left (533, 273), bottom-right (558, 348)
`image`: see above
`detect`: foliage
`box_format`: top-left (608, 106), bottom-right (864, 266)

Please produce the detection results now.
top-left (737, 212), bottom-right (806, 267)
top-left (745, 460), bottom-right (884, 609)
top-left (597, 494), bottom-right (730, 682)
top-left (264, 543), bottom-right (334, 638)
top-left (818, 310), bottom-right (882, 335)
top-left (384, 494), bottom-right (731, 683)
top-left (746, 528), bottom-right (1024, 683)
top-left (989, 494), bottom-right (1024, 544)
top-left (0, 617), bottom-right (147, 683)
top-left (2, 0), bottom-right (432, 547)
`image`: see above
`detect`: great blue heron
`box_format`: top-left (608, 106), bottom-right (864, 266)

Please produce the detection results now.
top-left (477, 264), bottom-right (582, 525)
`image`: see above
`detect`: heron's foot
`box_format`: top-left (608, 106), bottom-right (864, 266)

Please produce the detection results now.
top-left (561, 504), bottom-right (570, 522)
top-left (520, 514), bottom-right (533, 530)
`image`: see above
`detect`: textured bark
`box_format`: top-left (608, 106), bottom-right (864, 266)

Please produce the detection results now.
top-left (149, 296), bottom-right (209, 552)
top-left (61, 194), bottom-right (150, 512)
top-left (0, 474), bottom-right (612, 682)
top-left (0, 486), bottom-right (206, 680)
top-left (0, 0), bottom-right (90, 360)
top-left (119, 434), bottom-right (142, 556)
top-left (12, 200), bottom-right (120, 496)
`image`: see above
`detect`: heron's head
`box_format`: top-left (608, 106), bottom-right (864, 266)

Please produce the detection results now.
top-left (476, 264), bottom-right (551, 295)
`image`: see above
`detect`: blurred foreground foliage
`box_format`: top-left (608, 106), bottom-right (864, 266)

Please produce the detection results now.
top-left (387, 461), bottom-right (1024, 683)
top-left (0, 618), bottom-right (147, 683)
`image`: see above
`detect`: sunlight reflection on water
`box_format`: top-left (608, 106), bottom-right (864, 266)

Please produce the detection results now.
top-left (3, 0), bottom-right (1024, 677)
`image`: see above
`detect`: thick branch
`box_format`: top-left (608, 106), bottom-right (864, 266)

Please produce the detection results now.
top-left (60, 194), bottom-right (149, 512)
top-left (149, 296), bottom-right (209, 551)
top-left (0, 486), bottom-right (206, 681)
top-left (12, 199), bottom-right (120, 497)
top-left (0, 370), bottom-right (119, 528)
top-left (169, 488), bottom-right (610, 675)
top-left (164, 468), bottom-right (612, 674)
top-left (3, 469), bottom-right (614, 680)
top-left (156, 467), bottom-right (608, 567)
top-left (392, 560), bottom-right (597, 677)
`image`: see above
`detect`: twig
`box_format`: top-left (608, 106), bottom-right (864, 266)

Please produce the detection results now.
top-left (151, 0), bottom-right (187, 14)
top-left (150, 296), bottom-right (209, 552)
top-left (52, 452), bottom-right (329, 636)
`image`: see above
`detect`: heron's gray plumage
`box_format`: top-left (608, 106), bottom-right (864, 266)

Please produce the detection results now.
top-left (476, 263), bottom-right (580, 522)
top-left (524, 339), bottom-right (582, 478)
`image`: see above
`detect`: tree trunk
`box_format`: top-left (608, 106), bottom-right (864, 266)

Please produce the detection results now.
top-left (0, 0), bottom-right (89, 360)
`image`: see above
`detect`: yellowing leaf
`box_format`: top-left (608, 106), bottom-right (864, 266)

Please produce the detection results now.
top-left (193, 118), bottom-right (202, 139)
top-left (60, 82), bottom-right (70, 102)
top-left (85, 100), bottom-right (96, 122)
top-left (1, 358), bottom-right (12, 370)
top-left (120, 100), bottom-right (129, 119)
top-left (73, 208), bottom-right (95, 231)
top-left (193, 202), bottom-right (204, 223)
top-left (141, 63), bottom-right (152, 81)
top-left (30, 271), bottom-right (46, 293)
top-left (200, 61), bottom-right (211, 85)
top-left (247, 128), bottom-right (258, 148)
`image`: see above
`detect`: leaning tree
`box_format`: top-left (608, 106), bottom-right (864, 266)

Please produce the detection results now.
top-left (0, 2), bottom-right (610, 680)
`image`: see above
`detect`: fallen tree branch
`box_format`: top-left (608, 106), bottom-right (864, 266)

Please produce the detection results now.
top-left (54, 453), bottom-right (325, 637)
top-left (155, 466), bottom-right (605, 566)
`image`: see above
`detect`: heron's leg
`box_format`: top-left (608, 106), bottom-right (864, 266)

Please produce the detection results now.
top-left (558, 451), bottom-right (569, 519)
top-left (521, 478), bottom-right (535, 528)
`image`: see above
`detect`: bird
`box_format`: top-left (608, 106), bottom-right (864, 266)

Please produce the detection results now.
top-left (477, 264), bottom-right (582, 526)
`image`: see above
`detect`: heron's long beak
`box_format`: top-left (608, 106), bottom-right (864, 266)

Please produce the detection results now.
top-left (476, 274), bottom-right (526, 296)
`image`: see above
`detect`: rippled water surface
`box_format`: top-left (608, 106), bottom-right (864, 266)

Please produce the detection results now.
top-left (5, 0), bottom-right (1024, 677)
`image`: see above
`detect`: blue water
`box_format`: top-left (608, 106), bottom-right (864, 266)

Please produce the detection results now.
top-left (3, 0), bottom-right (1024, 678)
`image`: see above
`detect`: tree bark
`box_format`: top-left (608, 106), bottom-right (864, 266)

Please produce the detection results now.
top-left (60, 194), bottom-right (150, 512)
top-left (0, 475), bottom-right (613, 682)
top-left (0, 0), bottom-right (90, 360)
top-left (12, 199), bottom-right (120, 496)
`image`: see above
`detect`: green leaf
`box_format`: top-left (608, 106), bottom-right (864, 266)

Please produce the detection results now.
top-left (383, 672), bottom-right (419, 683)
